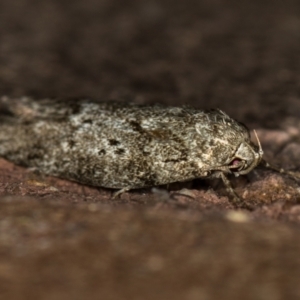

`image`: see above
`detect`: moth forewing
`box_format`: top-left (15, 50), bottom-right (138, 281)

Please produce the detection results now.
top-left (0, 96), bottom-right (296, 209)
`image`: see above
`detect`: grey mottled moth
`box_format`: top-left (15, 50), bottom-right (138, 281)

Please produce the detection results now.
top-left (0, 97), bottom-right (297, 208)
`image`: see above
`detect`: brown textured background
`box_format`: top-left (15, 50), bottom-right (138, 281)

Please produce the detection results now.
top-left (1, 0), bottom-right (300, 299)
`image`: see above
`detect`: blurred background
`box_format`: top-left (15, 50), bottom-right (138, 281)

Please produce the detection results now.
top-left (1, 0), bottom-right (300, 128)
top-left (1, 1), bottom-right (300, 299)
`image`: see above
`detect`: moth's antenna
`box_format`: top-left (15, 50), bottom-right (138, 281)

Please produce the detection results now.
top-left (251, 129), bottom-right (300, 181)
top-left (253, 129), bottom-right (263, 156)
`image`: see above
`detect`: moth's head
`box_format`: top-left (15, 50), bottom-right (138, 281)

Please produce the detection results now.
top-left (227, 130), bottom-right (263, 176)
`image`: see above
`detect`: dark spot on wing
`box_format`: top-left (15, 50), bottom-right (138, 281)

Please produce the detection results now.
top-left (115, 148), bottom-right (125, 155)
top-left (129, 120), bottom-right (144, 133)
top-left (68, 140), bottom-right (76, 148)
top-left (27, 152), bottom-right (43, 160)
top-left (98, 149), bottom-right (106, 155)
top-left (109, 139), bottom-right (120, 146)
top-left (83, 119), bottom-right (93, 124)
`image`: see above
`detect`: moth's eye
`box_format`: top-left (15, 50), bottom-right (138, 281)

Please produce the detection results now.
top-left (231, 159), bottom-right (241, 166)
top-left (228, 158), bottom-right (245, 172)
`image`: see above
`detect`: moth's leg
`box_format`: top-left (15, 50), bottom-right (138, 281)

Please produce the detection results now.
top-left (112, 187), bottom-right (131, 199)
top-left (220, 172), bottom-right (252, 210)
top-left (260, 159), bottom-right (300, 181)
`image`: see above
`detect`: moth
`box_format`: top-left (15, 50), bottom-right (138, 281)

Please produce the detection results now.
top-left (0, 96), bottom-right (296, 208)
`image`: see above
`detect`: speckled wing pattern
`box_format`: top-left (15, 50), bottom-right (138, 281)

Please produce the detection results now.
top-left (0, 97), bottom-right (262, 204)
